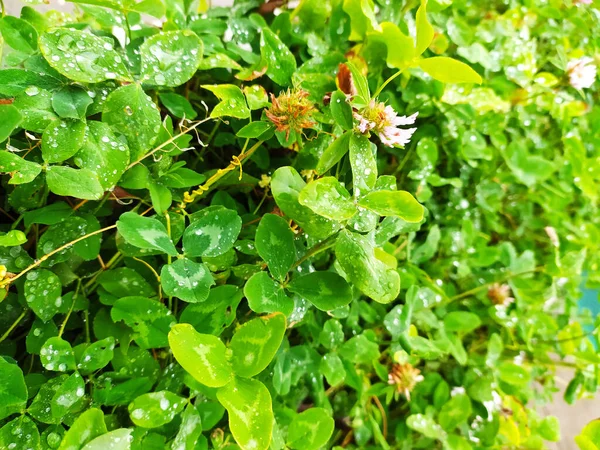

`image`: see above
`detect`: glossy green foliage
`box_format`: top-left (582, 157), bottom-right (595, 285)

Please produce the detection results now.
top-left (0, 0), bottom-right (598, 449)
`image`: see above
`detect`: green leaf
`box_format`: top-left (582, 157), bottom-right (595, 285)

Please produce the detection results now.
top-left (12, 87), bottom-right (58, 133)
top-left (243, 85), bottom-right (270, 110)
top-left (180, 285), bottom-right (243, 336)
top-left (76, 337), bottom-right (115, 374)
top-left (46, 166), bottom-right (104, 200)
top-left (406, 414), bottom-right (445, 440)
top-left (52, 86), bottom-right (93, 119)
top-left (58, 408), bottom-right (107, 450)
top-left (201, 84), bottom-right (250, 119)
top-left (198, 52), bottom-right (242, 71)
top-left (366, 22), bottom-right (415, 69)
top-left (287, 408), bottom-right (335, 450)
top-left (335, 230), bottom-right (400, 303)
top-left (169, 323), bottom-right (234, 387)
top-left (27, 320), bottom-right (58, 356)
top-left (343, 0), bottom-right (379, 41)
top-left (140, 31), bottom-right (203, 87)
top-left (128, 391), bottom-right (185, 428)
top-left (438, 394), bottom-right (472, 431)
top-left (217, 377), bottom-right (273, 450)
top-left (0, 16), bottom-right (38, 54)
top-left (81, 429), bottom-right (133, 450)
top-left (575, 420), bottom-right (600, 450)
top-left (443, 311), bottom-right (482, 333)
top-left (41, 118), bottom-right (86, 163)
top-left (51, 371), bottom-right (85, 419)
top-left (111, 297), bottom-right (176, 349)
top-left (316, 131), bottom-right (351, 175)
top-left (255, 213), bottom-right (296, 281)
top-left (500, 141), bottom-right (555, 187)
top-left (0, 69), bottom-right (63, 97)
top-left (0, 150), bottom-right (41, 184)
top-left (23, 202), bottom-right (73, 227)
top-left (116, 212), bottom-right (178, 256)
top-left (24, 269), bottom-right (62, 322)
top-left (160, 258), bottom-right (215, 303)
top-left (36, 216), bottom-right (90, 266)
top-left (497, 362), bottom-right (530, 387)
top-left (287, 272), bottom-right (353, 311)
top-left (148, 180), bottom-right (172, 215)
top-left (229, 313), bottom-right (286, 378)
top-left (0, 104), bottom-right (22, 143)
top-left (40, 336), bottom-right (76, 372)
top-left (171, 405), bottom-right (203, 449)
top-left (271, 166), bottom-right (341, 240)
top-left (260, 28), bottom-right (297, 86)
top-left (419, 57), bottom-right (482, 84)
top-left (0, 358), bottom-right (28, 420)
top-left (357, 190), bottom-right (424, 222)
top-left (160, 167), bottom-right (205, 188)
top-left (320, 353), bottom-right (346, 386)
top-left (537, 416), bottom-right (560, 442)
top-left (339, 333), bottom-right (380, 364)
top-left (74, 121), bottom-right (130, 190)
top-left (299, 177), bottom-right (357, 221)
top-left (330, 90), bottom-right (353, 130)
top-left (345, 61), bottom-right (370, 105)
top-left (415, 0), bottom-right (434, 55)
top-left (349, 133), bottom-right (377, 192)
top-left (408, 335), bottom-right (446, 360)
top-left (237, 121), bottom-right (274, 139)
top-left (125, 0), bottom-right (165, 17)
top-left (159, 92), bottom-right (197, 119)
top-left (244, 271), bottom-right (294, 316)
top-left (410, 224), bottom-right (440, 264)
top-left (40, 28), bottom-right (131, 83)
top-left (0, 415), bottom-right (40, 450)
top-left (29, 375), bottom-right (68, 424)
top-left (320, 319), bottom-right (345, 349)
top-left (102, 83), bottom-right (161, 160)
top-left (183, 206), bottom-right (242, 257)
top-left (0, 230), bottom-right (27, 247)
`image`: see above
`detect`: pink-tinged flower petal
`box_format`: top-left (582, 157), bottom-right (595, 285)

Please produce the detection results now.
top-left (568, 57), bottom-right (596, 89)
top-left (354, 112), bottom-right (376, 134)
top-left (392, 112), bottom-right (419, 126)
top-left (379, 126), bottom-right (417, 147)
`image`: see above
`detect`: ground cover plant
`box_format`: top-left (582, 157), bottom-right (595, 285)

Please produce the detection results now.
top-left (1, 0), bottom-right (600, 448)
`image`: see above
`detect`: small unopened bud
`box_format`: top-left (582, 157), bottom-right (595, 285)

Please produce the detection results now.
top-left (210, 428), bottom-right (224, 448)
top-left (544, 226), bottom-right (560, 248)
top-left (258, 174), bottom-right (271, 188)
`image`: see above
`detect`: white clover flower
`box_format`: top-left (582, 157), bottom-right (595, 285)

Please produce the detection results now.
top-left (354, 101), bottom-right (418, 148)
top-left (567, 57), bottom-right (596, 89)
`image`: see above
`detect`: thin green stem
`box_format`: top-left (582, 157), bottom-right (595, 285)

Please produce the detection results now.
top-left (1, 225), bottom-right (117, 288)
top-left (127, 118), bottom-right (212, 170)
top-left (291, 232), bottom-right (340, 271)
top-left (0, 311), bottom-right (27, 345)
top-left (182, 140), bottom-right (265, 207)
top-left (252, 189), bottom-right (270, 215)
top-left (59, 279), bottom-right (82, 338)
top-left (374, 69), bottom-right (405, 98)
top-left (450, 266), bottom-right (545, 302)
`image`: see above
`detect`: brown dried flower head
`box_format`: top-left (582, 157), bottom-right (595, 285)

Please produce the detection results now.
top-left (487, 283), bottom-right (514, 306)
top-left (265, 88), bottom-right (316, 139)
top-left (388, 363), bottom-right (424, 400)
